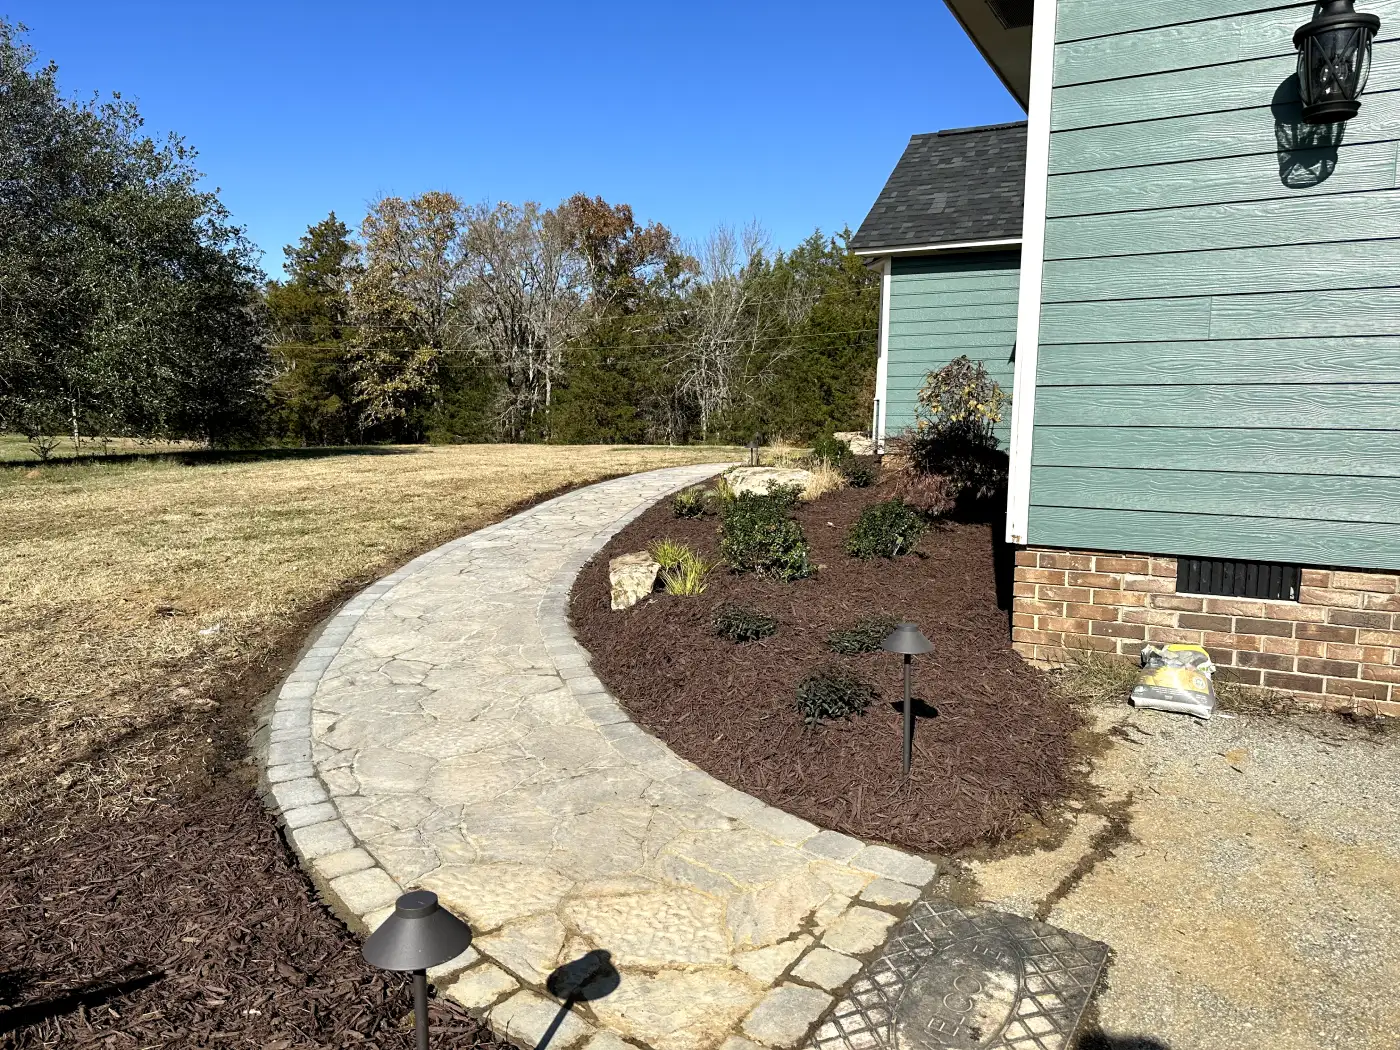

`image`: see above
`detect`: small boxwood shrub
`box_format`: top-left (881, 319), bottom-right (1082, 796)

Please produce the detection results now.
top-left (845, 498), bottom-right (926, 559)
top-left (827, 615), bottom-right (899, 655)
top-left (796, 665), bottom-right (876, 727)
top-left (713, 605), bottom-right (779, 643)
top-left (842, 459), bottom-right (877, 488)
top-left (720, 492), bottom-right (813, 580)
top-left (671, 488), bottom-right (707, 518)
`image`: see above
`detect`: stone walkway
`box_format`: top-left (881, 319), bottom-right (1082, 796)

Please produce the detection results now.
top-left (259, 466), bottom-right (941, 1050)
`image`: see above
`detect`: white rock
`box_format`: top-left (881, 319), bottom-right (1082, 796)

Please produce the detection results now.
top-left (610, 552), bottom-right (661, 611)
top-left (833, 432), bottom-right (875, 455)
top-left (725, 467), bottom-right (815, 498)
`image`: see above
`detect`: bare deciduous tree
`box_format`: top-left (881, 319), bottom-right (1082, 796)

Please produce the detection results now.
top-left (459, 201), bottom-right (587, 439)
top-left (675, 223), bottom-right (787, 438)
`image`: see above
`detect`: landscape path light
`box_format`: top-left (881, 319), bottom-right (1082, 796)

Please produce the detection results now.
top-left (882, 622), bottom-right (933, 776)
top-left (362, 890), bottom-right (472, 1050)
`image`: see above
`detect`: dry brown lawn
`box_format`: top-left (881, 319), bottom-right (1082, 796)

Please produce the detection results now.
top-left (0, 444), bottom-right (737, 833)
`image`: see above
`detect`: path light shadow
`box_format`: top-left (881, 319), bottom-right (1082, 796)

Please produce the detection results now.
top-left (0, 968), bottom-right (164, 1034)
top-left (538, 950), bottom-right (620, 1050)
top-left (891, 698), bottom-right (940, 720)
top-left (1274, 73), bottom-right (1345, 188)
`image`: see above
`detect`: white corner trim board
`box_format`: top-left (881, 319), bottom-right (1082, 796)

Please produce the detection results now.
top-left (854, 237), bottom-right (1022, 258)
top-left (1005, 0), bottom-right (1058, 546)
top-left (875, 257), bottom-right (893, 451)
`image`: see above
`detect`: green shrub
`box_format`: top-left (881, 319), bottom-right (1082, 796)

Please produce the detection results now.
top-left (808, 433), bottom-right (853, 468)
top-left (720, 492), bottom-right (813, 580)
top-left (713, 605), bottom-right (779, 643)
top-left (671, 488), bottom-right (707, 518)
top-left (827, 615), bottom-right (899, 655)
top-left (845, 499), bottom-right (926, 559)
top-left (842, 459), bottom-right (877, 488)
top-left (796, 665), bottom-right (876, 727)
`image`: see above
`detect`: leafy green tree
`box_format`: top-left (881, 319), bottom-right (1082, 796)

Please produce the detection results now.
top-left (0, 20), bottom-right (267, 448)
top-left (348, 192), bottom-right (467, 439)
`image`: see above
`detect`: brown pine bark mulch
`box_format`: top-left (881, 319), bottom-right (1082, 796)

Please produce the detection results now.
top-left (570, 478), bottom-right (1079, 854)
top-left (0, 785), bottom-right (503, 1049)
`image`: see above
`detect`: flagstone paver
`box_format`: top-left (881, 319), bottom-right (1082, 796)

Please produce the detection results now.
top-left (258, 465), bottom-right (942, 1050)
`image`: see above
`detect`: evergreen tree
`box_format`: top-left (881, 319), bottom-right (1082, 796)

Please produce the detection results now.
top-left (265, 214), bottom-right (360, 444)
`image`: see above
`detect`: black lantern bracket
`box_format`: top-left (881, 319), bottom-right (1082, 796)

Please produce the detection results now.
top-left (1295, 1), bottom-right (1382, 124)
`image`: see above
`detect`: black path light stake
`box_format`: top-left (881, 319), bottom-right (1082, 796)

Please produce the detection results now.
top-left (363, 890), bottom-right (472, 1050)
top-left (882, 622), bottom-right (933, 776)
top-left (1295, 0), bottom-right (1382, 124)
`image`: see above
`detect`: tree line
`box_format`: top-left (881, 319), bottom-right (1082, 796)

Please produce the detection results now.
top-left (0, 23), bottom-right (878, 452)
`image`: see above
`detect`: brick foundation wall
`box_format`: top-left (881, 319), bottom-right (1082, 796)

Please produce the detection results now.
top-left (1011, 549), bottom-right (1400, 717)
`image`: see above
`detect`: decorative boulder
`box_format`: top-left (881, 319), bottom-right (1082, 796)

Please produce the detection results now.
top-left (725, 467), bottom-right (815, 498)
top-left (834, 432), bottom-right (876, 455)
top-left (610, 552), bottom-right (661, 610)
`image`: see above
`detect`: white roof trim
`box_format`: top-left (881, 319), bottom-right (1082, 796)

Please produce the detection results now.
top-left (1005, 0), bottom-right (1057, 547)
top-left (854, 237), bottom-right (1022, 258)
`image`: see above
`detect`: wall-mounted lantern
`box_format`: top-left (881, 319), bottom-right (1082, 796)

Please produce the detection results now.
top-left (1295, 1), bottom-right (1382, 124)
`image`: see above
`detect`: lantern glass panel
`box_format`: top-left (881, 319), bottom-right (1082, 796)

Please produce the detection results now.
top-left (1299, 26), bottom-right (1370, 107)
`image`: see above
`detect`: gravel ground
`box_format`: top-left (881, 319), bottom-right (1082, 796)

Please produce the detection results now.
top-left (959, 704), bottom-right (1399, 1050)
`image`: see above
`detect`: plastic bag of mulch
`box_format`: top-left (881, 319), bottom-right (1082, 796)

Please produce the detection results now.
top-left (1130, 643), bottom-right (1216, 719)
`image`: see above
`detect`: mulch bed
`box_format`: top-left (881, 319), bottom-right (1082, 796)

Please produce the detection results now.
top-left (0, 786), bottom-right (503, 1049)
top-left (570, 474), bottom-right (1079, 854)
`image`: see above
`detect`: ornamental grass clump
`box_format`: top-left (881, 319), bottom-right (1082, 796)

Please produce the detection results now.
top-left (827, 615), bottom-right (899, 655)
top-left (660, 554), bottom-right (715, 596)
top-left (648, 537), bottom-right (691, 570)
top-left (796, 665), bottom-right (876, 728)
top-left (719, 491), bottom-right (813, 580)
top-left (712, 605), bottom-right (778, 643)
top-left (845, 498), bottom-right (926, 559)
top-left (802, 460), bottom-right (847, 502)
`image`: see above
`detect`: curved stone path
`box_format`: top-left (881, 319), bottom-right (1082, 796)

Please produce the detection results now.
top-left (259, 466), bottom-right (939, 1050)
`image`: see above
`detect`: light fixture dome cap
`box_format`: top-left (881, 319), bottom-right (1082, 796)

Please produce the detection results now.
top-left (882, 622), bottom-right (933, 655)
top-left (362, 890), bottom-right (473, 972)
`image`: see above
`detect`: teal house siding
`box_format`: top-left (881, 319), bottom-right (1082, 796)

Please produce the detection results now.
top-left (884, 252), bottom-right (1021, 441)
top-left (1029, 0), bottom-right (1400, 571)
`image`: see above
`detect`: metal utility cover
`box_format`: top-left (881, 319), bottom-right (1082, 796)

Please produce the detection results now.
top-left (809, 899), bottom-right (1108, 1050)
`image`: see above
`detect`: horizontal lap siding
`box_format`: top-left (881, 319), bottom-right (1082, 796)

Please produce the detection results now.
top-left (886, 253), bottom-right (1020, 442)
top-left (1031, 1), bottom-right (1400, 571)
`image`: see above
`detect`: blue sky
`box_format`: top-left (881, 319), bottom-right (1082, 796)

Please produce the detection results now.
top-left (20, 1), bottom-right (1023, 277)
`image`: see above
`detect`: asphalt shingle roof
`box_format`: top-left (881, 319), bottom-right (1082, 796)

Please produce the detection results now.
top-left (850, 121), bottom-right (1027, 253)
